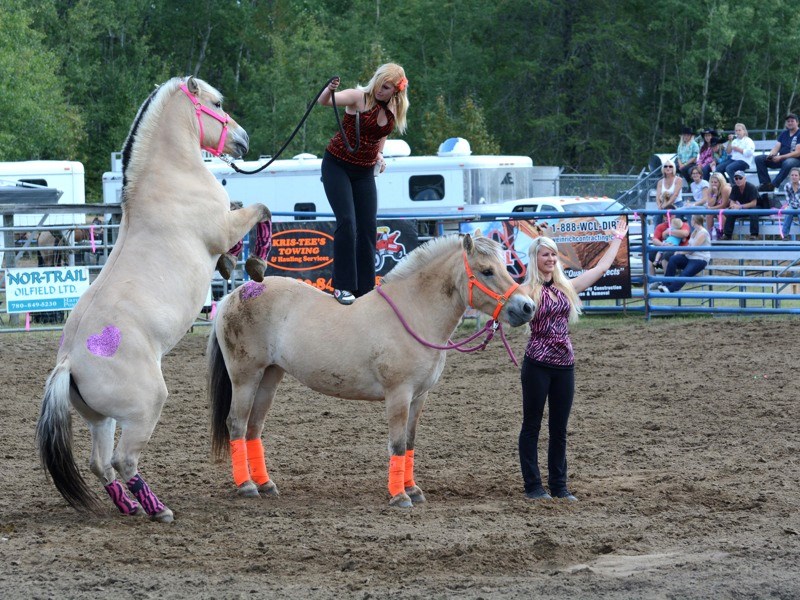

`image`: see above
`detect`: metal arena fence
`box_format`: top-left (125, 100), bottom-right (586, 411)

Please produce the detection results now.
top-left (2, 203), bottom-right (800, 332)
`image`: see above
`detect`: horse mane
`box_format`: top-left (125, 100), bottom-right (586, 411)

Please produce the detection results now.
top-left (381, 234), bottom-right (502, 284)
top-left (120, 76), bottom-right (223, 200)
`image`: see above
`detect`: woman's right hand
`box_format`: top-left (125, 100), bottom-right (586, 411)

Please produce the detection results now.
top-left (328, 77), bottom-right (340, 92)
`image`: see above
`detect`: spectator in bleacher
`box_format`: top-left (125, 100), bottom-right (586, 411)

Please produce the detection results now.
top-left (756, 113), bottom-right (800, 192)
top-left (676, 126), bottom-right (699, 183)
top-left (722, 170), bottom-right (770, 240)
top-left (780, 167), bottom-right (800, 239)
top-left (654, 216), bottom-right (685, 265)
top-left (697, 128), bottom-right (718, 180)
top-left (658, 215), bottom-right (711, 293)
top-left (716, 123), bottom-right (755, 183)
top-left (706, 172), bottom-right (732, 238)
top-left (712, 135), bottom-right (729, 167)
top-left (654, 159), bottom-right (684, 228)
top-left (648, 215), bottom-right (690, 282)
top-left (688, 166), bottom-right (710, 207)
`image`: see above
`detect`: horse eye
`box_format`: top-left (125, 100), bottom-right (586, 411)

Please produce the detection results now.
top-left (214, 102), bottom-right (222, 109)
top-left (481, 268), bottom-right (494, 277)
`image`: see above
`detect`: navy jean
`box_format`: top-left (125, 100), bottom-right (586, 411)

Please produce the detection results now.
top-left (519, 357), bottom-right (575, 494)
top-left (755, 155), bottom-right (800, 187)
top-left (715, 159), bottom-right (749, 183)
top-left (663, 254), bottom-right (708, 291)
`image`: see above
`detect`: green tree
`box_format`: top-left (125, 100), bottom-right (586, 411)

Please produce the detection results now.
top-left (0, 2), bottom-right (84, 161)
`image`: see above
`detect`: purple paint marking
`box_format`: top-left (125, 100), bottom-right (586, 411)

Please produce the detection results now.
top-left (86, 326), bottom-right (121, 357)
top-left (59, 333), bottom-right (64, 348)
top-left (126, 474), bottom-right (166, 516)
top-left (240, 281), bottom-right (265, 301)
top-left (104, 480), bottom-right (141, 515)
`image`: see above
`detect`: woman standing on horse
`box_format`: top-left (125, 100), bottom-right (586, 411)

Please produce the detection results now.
top-left (318, 63), bottom-right (409, 305)
top-left (519, 225), bottom-right (627, 502)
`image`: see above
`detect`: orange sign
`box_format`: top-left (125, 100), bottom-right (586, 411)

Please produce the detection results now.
top-left (268, 228), bottom-right (334, 272)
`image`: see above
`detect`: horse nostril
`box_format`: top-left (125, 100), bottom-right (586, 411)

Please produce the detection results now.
top-left (523, 302), bottom-right (534, 315)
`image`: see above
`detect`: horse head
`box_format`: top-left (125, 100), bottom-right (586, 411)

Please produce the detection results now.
top-left (182, 76), bottom-right (249, 158)
top-left (461, 234), bottom-right (535, 327)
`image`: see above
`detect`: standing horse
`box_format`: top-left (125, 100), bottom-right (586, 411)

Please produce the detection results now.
top-left (36, 76), bottom-right (271, 522)
top-left (207, 234), bottom-right (535, 508)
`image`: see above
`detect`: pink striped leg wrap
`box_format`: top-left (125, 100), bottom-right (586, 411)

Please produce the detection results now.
top-left (227, 240), bottom-right (243, 257)
top-left (104, 479), bottom-right (141, 515)
top-left (126, 474), bottom-right (166, 516)
top-left (252, 221), bottom-right (272, 260)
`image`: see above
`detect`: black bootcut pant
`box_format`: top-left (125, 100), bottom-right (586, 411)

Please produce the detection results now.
top-left (321, 152), bottom-right (377, 297)
top-left (519, 356), bottom-right (575, 494)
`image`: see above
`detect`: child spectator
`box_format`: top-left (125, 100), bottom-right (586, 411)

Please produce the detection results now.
top-left (654, 217), bottom-right (685, 265)
top-left (697, 128), bottom-right (717, 180)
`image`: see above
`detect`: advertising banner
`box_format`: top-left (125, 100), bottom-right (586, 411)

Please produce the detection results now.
top-left (460, 216), bottom-right (631, 300)
top-left (265, 220), bottom-right (419, 292)
top-left (5, 267), bottom-right (91, 313)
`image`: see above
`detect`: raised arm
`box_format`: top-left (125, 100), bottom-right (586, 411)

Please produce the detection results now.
top-left (318, 78), bottom-right (363, 109)
top-left (570, 225), bottom-right (628, 293)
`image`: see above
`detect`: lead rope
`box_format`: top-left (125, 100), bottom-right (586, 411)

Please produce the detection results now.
top-left (223, 77), bottom-right (357, 175)
top-left (375, 286), bottom-right (520, 367)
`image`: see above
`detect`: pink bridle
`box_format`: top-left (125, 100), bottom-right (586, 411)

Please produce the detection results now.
top-left (179, 82), bottom-right (229, 156)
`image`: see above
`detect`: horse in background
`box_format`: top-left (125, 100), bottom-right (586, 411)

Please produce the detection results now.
top-left (207, 234), bottom-right (535, 508)
top-left (36, 76), bottom-right (271, 522)
top-left (36, 221), bottom-right (101, 268)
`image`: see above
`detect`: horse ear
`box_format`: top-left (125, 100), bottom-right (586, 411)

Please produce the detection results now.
top-left (187, 76), bottom-right (199, 94)
top-left (462, 233), bottom-right (474, 254)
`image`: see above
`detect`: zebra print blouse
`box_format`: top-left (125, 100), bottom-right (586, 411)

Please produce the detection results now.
top-left (524, 285), bottom-right (575, 367)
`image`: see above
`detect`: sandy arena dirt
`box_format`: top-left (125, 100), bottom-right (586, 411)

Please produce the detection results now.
top-left (1, 316), bottom-right (798, 599)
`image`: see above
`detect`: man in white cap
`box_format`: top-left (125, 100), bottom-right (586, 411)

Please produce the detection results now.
top-left (722, 170), bottom-right (768, 240)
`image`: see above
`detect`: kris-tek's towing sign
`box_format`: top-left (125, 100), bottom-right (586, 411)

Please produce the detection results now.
top-left (5, 267), bottom-right (90, 313)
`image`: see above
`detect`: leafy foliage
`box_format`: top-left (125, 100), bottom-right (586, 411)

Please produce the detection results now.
top-left (4, 0), bottom-right (800, 199)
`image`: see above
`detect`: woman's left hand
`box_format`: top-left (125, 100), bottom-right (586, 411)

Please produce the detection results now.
top-left (377, 152), bottom-right (386, 173)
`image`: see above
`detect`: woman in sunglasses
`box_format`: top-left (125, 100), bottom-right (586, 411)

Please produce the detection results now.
top-left (653, 159), bottom-right (684, 227)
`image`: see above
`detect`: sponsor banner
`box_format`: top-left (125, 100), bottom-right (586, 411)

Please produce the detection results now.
top-left (460, 216), bottom-right (631, 300)
top-left (5, 267), bottom-right (91, 313)
top-left (265, 220), bottom-right (419, 292)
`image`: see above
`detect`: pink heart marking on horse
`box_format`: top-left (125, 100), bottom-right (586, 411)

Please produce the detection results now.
top-left (86, 326), bottom-right (122, 357)
top-left (240, 281), bottom-right (265, 301)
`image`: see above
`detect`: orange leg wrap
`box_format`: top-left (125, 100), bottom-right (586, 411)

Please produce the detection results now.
top-left (230, 438), bottom-right (250, 486)
top-left (246, 438), bottom-right (270, 485)
top-left (404, 449), bottom-right (416, 488)
top-left (388, 454), bottom-right (406, 496)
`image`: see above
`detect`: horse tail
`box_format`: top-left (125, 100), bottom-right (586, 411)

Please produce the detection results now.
top-left (208, 323), bottom-right (232, 460)
top-left (36, 362), bottom-right (100, 511)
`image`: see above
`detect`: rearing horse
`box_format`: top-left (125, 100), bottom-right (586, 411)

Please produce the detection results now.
top-left (36, 76), bottom-right (271, 522)
top-left (207, 234), bottom-right (535, 508)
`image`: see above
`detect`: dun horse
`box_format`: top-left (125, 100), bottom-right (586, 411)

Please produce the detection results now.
top-left (36, 77), bottom-right (271, 522)
top-left (208, 234), bottom-right (535, 508)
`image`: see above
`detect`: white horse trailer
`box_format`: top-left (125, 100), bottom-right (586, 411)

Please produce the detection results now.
top-left (102, 138), bottom-right (559, 233)
top-left (0, 161), bottom-right (86, 227)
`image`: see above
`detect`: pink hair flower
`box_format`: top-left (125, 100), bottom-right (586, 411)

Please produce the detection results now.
top-left (396, 77), bottom-right (408, 92)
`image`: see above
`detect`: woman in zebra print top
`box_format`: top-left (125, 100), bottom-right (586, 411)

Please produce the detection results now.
top-left (518, 224), bottom-right (628, 502)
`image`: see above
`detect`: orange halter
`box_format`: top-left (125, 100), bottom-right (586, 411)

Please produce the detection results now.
top-left (462, 251), bottom-right (520, 321)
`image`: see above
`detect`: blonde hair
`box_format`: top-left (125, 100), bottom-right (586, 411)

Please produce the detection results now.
top-left (734, 122), bottom-right (748, 136)
top-left (525, 236), bottom-right (581, 323)
top-left (709, 172), bottom-right (726, 190)
top-left (358, 63), bottom-right (409, 133)
top-left (662, 159), bottom-right (675, 173)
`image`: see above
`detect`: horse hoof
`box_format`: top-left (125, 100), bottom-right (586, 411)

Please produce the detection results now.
top-left (150, 507), bottom-right (174, 523)
top-left (216, 253), bottom-right (237, 280)
top-left (259, 480), bottom-right (279, 497)
top-left (389, 493), bottom-right (413, 508)
top-left (237, 481), bottom-right (260, 497)
top-left (405, 485), bottom-right (426, 504)
top-left (245, 256), bottom-right (267, 282)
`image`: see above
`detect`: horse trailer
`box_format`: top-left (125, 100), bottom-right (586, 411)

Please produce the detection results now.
top-left (0, 160), bottom-right (86, 227)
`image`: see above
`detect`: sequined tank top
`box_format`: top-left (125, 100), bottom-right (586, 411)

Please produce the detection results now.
top-left (524, 285), bottom-right (575, 367)
top-left (326, 100), bottom-right (395, 167)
